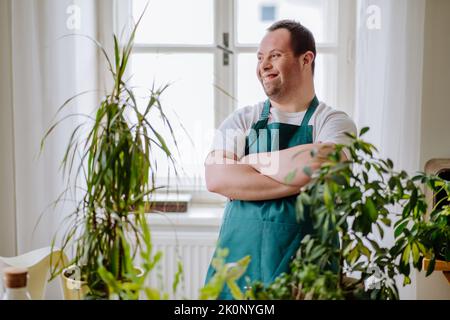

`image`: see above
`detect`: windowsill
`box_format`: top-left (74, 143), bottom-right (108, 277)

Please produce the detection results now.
top-left (145, 203), bottom-right (225, 228)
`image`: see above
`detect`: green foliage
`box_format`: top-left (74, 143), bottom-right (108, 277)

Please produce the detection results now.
top-left (416, 177), bottom-right (450, 259)
top-left (97, 213), bottom-right (173, 300)
top-left (42, 6), bottom-right (182, 299)
top-left (199, 248), bottom-right (251, 300)
top-left (251, 263), bottom-right (343, 300)
top-left (248, 127), bottom-right (450, 300)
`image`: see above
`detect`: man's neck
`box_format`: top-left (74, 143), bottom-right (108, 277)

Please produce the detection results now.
top-left (270, 84), bottom-right (316, 113)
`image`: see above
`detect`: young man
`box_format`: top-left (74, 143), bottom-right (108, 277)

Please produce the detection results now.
top-left (204, 20), bottom-right (357, 299)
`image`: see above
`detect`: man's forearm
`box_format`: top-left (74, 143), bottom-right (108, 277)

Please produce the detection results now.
top-left (205, 161), bottom-right (300, 201)
top-left (241, 143), bottom-right (334, 186)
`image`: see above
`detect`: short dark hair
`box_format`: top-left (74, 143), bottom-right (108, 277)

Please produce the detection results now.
top-left (267, 19), bottom-right (316, 74)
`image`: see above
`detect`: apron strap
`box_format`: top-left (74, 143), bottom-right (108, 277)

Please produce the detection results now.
top-left (299, 96), bottom-right (319, 127)
top-left (250, 100), bottom-right (271, 131)
top-left (260, 96), bottom-right (319, 126)
top-left (260, 99), bottom-right (271, 121)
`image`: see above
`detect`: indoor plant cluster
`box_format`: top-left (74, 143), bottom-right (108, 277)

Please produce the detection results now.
top-left (207, 128), bottom-right (450, 300)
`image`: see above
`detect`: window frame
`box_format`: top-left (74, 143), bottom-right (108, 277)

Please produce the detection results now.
top-left (113, 0), bottom-right (356, 204)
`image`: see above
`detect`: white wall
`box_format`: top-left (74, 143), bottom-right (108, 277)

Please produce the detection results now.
top-left (416, 0), bottom-right (450, 299)
top-left (0, 0), bottom-right (17, 257)
top-left (420, 0), bottom-right (450, 165)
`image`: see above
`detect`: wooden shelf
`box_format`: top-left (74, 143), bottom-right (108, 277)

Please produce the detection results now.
top-left (423, 258), bottom-right (450, 284)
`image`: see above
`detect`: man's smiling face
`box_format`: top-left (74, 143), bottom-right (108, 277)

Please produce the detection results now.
top-left (257, 28), bottom-right (302, 101)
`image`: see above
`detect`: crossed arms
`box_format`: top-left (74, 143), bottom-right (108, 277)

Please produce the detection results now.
top-left (205, 143), bottom-right (340, 201)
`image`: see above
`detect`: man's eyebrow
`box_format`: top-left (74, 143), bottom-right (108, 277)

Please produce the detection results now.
top-left (257, 49), bottom-right (284, 55)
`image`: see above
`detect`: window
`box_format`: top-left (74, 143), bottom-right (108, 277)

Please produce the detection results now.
top-left (115, 0), bottom-right (356, 201)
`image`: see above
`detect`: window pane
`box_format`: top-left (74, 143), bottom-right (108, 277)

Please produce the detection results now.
top-left (314, 53), bottom-right (337, 106)
top-left (131, 53), bottom-right (214, 182)
top-left (237, 54), bottom-right (266, 108)
top-left (236, 53), bottom-right (337, 108)
top-left (132, 0), bottom-right (214, 45)
top-left (236, 0), bottom-right (338, 44)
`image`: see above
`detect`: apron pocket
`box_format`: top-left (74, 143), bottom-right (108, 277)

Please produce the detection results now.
top-left (261, 221), bottom-right (302, 284)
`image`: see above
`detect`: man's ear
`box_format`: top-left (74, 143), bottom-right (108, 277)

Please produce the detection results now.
top-left (301, 51), bottom-right (315, 70)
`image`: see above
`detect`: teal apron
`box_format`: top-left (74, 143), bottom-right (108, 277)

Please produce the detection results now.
top-left (205, 96), bottom-right (319, 299)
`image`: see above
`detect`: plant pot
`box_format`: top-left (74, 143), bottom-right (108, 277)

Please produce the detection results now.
top-left (62, 265), bottom-right (145, 300)
top-left (422, 258), bottom-right (450, 284)
top-left (62, 266), bottom-right (89, 300)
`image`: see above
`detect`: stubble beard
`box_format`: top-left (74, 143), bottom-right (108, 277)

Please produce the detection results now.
top-left (261, 80), bottom-right (282, 100)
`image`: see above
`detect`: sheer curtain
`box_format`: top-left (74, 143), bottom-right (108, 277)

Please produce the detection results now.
top-left (355, 0), bottom-right (426, 174)
top-left (10, 0), bottom-right (100, 255)
top-left (1, 0), bottom-right (113, 298)
top-left (354, 0), bottom-right (426, 299)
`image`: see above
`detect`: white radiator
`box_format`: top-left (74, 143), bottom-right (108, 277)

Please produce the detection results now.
top-left (143, 210), bottom-right (223, 299)
top-left (147, 233), bottom-right (217, 299)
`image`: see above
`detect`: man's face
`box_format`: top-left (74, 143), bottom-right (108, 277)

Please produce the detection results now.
top-left (256, 28), bottom-right (303, 100)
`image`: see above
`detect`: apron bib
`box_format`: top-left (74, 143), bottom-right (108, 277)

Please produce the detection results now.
top-left (205, 97), bottom-right (319, 299)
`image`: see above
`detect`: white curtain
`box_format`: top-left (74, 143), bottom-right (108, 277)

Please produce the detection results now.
top-left (355, 0), bottom-right (426, 174)
top-left (3, 0), bottom-right (112, 297)
top-left (354, 0), bottom-right (426, 299)
top-left (10, 0), bottom-right (100, 254)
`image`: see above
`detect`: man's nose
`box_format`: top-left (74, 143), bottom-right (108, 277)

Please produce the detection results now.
top-left (260, 57), bottom-right (272, 71)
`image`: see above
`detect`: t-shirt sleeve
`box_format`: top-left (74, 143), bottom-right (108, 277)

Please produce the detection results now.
top-left (210, 108), bottom-right (251, 160)
top-left (315, 110), bottom-right (357, 159)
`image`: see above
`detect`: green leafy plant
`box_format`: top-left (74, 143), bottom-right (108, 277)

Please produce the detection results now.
top-left (412, 176), bottom-right (450, 270)
top-left (246, 127), bottom-right (450, 300)
top-left (97, 224), bottom-right (184, 300)
top-left (41, 8), bottom-right (183, 299)
top-left (199, 248), bottom-right (251, 300)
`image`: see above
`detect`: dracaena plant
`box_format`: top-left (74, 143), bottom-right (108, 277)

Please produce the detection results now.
top-left (41, 8), bottom-right (183, 299)
top-left (246, 127), bottom-right (450, 300)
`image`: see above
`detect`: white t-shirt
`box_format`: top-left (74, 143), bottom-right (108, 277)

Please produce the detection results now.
top-left (211, 100), bottom-right (357, 160)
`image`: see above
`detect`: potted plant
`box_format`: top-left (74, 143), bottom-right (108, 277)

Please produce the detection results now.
top-left (207, 127), bottom-right (449, 299)
top-left (253, 127), bottom-right (450, 299)
top-left (418, 174), bottom-right (450, 283)
top-left (41, 10), bottom-right (182, 299)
